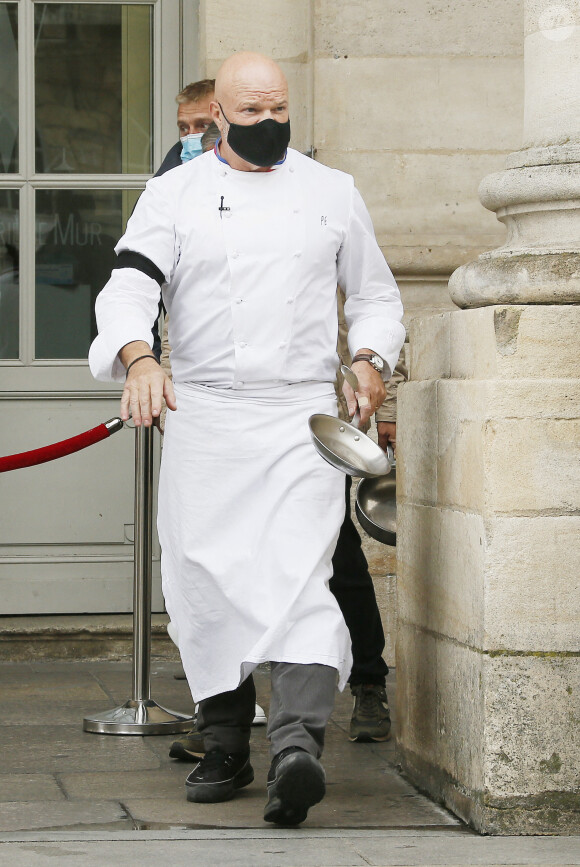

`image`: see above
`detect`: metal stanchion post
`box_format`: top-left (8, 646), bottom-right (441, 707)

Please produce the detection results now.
top-left (133, 420), bottom-right (153, 705)
top-left (84, 425), bottom-right (194, 735)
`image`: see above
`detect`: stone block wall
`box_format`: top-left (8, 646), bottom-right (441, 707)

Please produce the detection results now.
top-left (312, 0), bottom-right (524, 321)
top-left (397, 305), bottom-right (580, 832)
top-left (199, 0), bottom-right (313, 153)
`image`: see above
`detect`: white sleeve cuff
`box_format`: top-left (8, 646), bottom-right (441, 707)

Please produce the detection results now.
top-left (347, 319), bottom-right (407, 381)
top-left (88, 320), bottom-right (154, 382)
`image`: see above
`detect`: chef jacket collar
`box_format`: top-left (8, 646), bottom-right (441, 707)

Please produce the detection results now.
top-left (213, 137), bottom-right (287, 172)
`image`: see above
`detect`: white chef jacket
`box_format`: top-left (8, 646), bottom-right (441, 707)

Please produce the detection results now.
top-left (89, 147), bottom-right (405, 385)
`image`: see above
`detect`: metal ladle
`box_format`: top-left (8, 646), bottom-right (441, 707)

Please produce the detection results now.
top-left (308, 366), bottom-right (394, 478)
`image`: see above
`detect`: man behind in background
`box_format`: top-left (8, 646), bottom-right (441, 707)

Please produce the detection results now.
top-left (155, 79), bottom-right (215, 176)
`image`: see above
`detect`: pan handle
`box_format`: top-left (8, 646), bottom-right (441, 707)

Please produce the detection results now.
top-left (341, 364), bottom-right (362, 429)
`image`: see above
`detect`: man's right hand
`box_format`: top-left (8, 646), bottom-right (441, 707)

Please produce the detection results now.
top-left (119, 341), bottom-right (177, 427)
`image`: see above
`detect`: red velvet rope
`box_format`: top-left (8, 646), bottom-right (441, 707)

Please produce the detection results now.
top-left (0, 419), bottom-right (123, 473)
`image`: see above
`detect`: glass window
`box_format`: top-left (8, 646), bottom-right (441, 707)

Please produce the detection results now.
top-left (0, 190), bottom-right (19, 358)
top-left (34, 4), bottom-right (153, 174)
top-left (35, 188), bottom-right (140, 358)
top-left (0, 4), bottom-right (18, 174)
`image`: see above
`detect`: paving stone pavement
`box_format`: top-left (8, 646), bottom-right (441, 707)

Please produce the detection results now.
top-left (0, 661), bottom-right (456, 833)
top-left (0, 660), bottom-right (578, 866)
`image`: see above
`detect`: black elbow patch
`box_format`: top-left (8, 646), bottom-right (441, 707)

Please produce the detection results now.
top-left (113, 250), bottom-right (165, 286)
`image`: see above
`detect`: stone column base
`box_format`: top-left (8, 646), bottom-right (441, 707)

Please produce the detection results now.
top-left (396, 305), bottom-right (580, 835)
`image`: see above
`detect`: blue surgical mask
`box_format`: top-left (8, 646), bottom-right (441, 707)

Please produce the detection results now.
top-left (180, 132), bottom-right (204, 162)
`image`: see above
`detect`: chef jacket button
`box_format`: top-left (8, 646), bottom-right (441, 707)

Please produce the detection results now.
top-left (236, 381), bottom-right (244, 387)
top-left (293, 208), bottom-right (300, 214)
top-left (220, 169), bottom-right (227, 177)
top-left (279, 341), bottom-right (287, 348)
top-left (225, 211), bottom-right (232, 218)
top-left (235, 297), bottom-right (243, 304)
top-left (287, 297), bottom-right (294, 304)
top-left (289, 166), bottom-right (295, 173)
top-left (232, 250), bottom-right (240, 258)
top-left (239, 341), bottom-right (247, 348)
top-left (294, 250), bottom-right (302, 257)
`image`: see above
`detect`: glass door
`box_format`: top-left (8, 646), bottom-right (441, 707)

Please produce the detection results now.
top-left (0, 0), bottom-right (181, 384)
top-left (0, 0), bottom-right (181, 614)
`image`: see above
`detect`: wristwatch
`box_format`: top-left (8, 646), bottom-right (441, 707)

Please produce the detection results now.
top-left (351, 353), bottom-right (384, 374)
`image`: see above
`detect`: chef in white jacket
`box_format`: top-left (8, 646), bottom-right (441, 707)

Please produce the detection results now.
top-left (89, 52), bottom-right (405, 826)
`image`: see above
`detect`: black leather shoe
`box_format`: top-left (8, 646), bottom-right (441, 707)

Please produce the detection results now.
top-left (185, 748), bottom-right (254, 803)
top-left (264, 746), bottom-right (326, 825)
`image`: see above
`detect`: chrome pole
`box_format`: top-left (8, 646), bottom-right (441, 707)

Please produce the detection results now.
top-left (84, 424), bottom-right (193, 735)
top-left (132, 423), bottom-right (153, 703)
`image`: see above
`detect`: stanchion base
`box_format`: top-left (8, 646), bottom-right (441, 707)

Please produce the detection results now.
top-left (83, 699), bottom-right (194, 735)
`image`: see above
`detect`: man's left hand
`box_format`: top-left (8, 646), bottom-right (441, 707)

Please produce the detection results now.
top-left (377, 421), bottom-right (396, 453)
top-left (342, 357), bottom-right (386, 426)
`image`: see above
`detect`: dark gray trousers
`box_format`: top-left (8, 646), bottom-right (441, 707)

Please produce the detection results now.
top-left (197, 662), bottom-right (337, 759)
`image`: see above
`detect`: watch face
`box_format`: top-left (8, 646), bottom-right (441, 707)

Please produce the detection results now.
top-left (371, 354), bottom-right (384, 371)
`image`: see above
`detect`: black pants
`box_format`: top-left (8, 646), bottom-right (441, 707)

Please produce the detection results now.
top-left (329, 476), bottom-right (389, 687)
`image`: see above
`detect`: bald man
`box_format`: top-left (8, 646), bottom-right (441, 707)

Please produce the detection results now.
top-left (89, 52), bottom-right (405, 825)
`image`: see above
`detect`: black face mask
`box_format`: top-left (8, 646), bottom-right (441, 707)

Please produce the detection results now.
top-left (219, 103), bottom-right (290, 167)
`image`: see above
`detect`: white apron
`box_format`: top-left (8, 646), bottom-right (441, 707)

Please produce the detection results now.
top-left (158, 380), bottom-right (353, 702)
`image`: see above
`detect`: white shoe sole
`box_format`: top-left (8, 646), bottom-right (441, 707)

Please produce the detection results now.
top-left (252, 704), bottom-right (267, 726)
top-left (192, 702), bottom-right (266, 726)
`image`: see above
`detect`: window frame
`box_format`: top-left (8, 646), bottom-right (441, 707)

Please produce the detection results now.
top-left (0, 0), bottom-right (181, 390)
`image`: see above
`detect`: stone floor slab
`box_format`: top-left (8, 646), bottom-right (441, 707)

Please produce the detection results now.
top-left (0, 801), bottom-right (127, 832)
top-left (59, 766), bottom-right (188, 800)
top-left (0, 725), bottom-right (160, 774)
top-left (0, 776), bottom-right (64, 803)
top-left (351, 833), bottom-right (580, 865)
top-left (123, 779), bottom-right (458, 830)
top-left (0, 676), bottom-right (109, 702)
top-left (0, 838), bottom-right (370, 867)
top-left (0, 701), bottom-right (119, 726)
top-left (89, 665), bottom-right (196, 712)
top-left (0, 834), bottom-right (579, 867)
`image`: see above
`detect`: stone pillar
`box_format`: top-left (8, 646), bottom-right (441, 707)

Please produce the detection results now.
top-left (396, 0), bottom-right (580, 834)
top-left (449, 0), bottom-right (580, 307)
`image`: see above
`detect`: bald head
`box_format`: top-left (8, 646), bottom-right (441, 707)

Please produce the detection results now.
top-left (210, 52), bottom-right (290, 171)
top-left (215, 52), bottom-right (288, 109)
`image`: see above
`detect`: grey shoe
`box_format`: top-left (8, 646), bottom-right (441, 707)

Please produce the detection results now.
top-left (169, 722), bottom-right (205, 761)
top-left (349, 684), bottom-right (392, 742)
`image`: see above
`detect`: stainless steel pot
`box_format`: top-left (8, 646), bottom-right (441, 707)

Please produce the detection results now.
top-left (308, 366), bottom-right (394, 478)
top-left (355, 468), bottom-right (397, 545)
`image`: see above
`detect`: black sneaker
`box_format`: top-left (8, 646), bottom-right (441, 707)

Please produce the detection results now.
top-left (349, 684), bottom-right (391, 742)
top-left (264, 746), bottom-right (326, 826)
top-left (185, 748), bottom-right (254, 803)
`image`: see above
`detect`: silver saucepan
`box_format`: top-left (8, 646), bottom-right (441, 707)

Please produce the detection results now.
top-left (355, 468), bottom-right (397, 545)
top-left (308, 366), bottom-right (394, 478)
